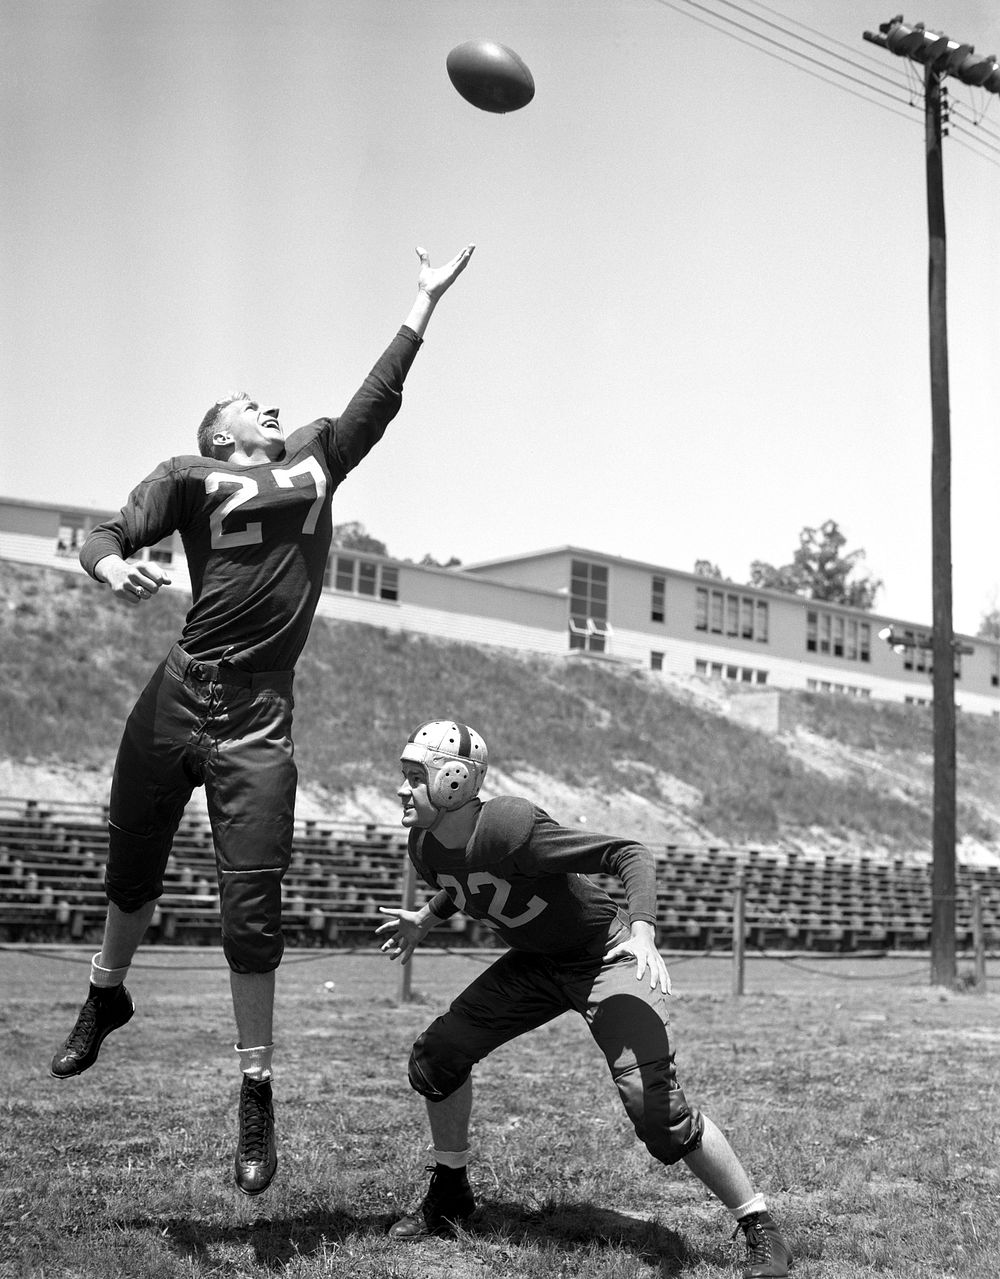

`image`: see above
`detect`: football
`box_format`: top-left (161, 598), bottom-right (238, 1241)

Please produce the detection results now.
top-left (446, 40), bottom-right (535, 113)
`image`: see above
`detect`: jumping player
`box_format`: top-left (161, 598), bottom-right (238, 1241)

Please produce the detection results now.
top-left (47, 245), bottom-right (475, 1198)
top-left (376, 720), bottom-right (792, 1279)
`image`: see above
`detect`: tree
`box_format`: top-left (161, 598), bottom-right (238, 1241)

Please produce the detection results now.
top-left (749, 519), bottom-right (882, 611)
top-left (419, 553), bottom-right (463, 568)
top-left (331, 521), bottom-right (388, 556)
top-left (693, 559), bottom-right (726, 579)
top-left (978, 600), bottom-right (1000, 641)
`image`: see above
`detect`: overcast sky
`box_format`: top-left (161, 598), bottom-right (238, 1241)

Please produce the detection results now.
top-left (3, 0), bottom-right (998, 632)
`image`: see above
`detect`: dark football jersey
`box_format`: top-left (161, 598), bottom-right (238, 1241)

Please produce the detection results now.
top-left (81, 329), bottom-right (421, 670)
top-left (409, 795), bottom-right (657, 955)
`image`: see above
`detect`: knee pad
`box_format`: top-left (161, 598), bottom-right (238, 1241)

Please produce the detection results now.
top-left (407, 1022), bottom-right (473, 1103)
top-left (220, 870), bottom-right (284, 973)
top-left (615, 1061), bottom-right (705, 1166)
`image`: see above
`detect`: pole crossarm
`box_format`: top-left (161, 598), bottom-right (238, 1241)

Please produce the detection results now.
top-left (864, 15), bottom-right (1000, 93)
top-left (878, 626), bottom-right (975, 655)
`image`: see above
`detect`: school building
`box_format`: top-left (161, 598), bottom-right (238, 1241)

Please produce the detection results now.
top-left (2, 494), bottom-right (998, 718)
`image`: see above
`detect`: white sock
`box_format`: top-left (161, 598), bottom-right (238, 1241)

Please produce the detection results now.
top-left (235, 1042), bottom-right (273, 1081)
top-left (735, 1193), bottom-right (767, 1220)
top-left (90, 952), bottom-right (129, 988)
top-left (431, 1147), bottom-right (470, 1170)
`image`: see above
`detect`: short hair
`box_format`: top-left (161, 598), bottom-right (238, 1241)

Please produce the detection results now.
top-left (196, 390), bottom-right (252, 458)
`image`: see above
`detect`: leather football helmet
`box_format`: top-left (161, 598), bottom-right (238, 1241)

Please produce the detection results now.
top-left (400, 720), bottom-right (488, 811)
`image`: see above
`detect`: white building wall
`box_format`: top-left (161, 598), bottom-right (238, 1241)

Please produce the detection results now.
top-left (313, 592), bottom-right (566, 655)
top-left (610, 625), bottom-right (998, 716)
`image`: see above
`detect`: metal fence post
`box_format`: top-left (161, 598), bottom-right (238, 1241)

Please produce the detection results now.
top-left (972, 887), bottom-right (986, 993)
top-left (732, 870), bottom-right (746, 996)
top-left (399, 856), bottom-right (416, 1004)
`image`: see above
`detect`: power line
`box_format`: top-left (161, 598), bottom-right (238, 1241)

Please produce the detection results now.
top-left (950, 98), bottom-right (1000, 149)
top-left (650, 0), bottom-right (920, 126)
top-left (949, 122), bottom-right (1000, 170)
top-left (709, 0), bottom-right (912, 93)
top-left (744, 0), bottom-right (915, 77)
top-left (651, 0), bottom-right (1000, 172)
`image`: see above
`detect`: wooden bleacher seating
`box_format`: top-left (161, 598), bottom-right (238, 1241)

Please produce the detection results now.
top-left (1, 795), bottom-right (999, 952)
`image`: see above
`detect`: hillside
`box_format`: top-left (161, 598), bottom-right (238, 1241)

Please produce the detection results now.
top-left (2, 560), bottom-right (998, 862)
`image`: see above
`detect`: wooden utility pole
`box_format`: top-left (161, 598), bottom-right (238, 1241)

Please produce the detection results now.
top-left (863, 17), bottom-right (1000, 987)
top-left (924, 60), bottom-right (957, 988)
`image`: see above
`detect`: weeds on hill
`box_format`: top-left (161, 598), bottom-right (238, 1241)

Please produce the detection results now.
top-left (1, 561), bottom-right (997, 853)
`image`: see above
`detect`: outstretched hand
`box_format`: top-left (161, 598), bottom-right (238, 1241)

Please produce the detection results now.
top-left (415, 243), bottom-right (475, 301)
top-left (375, 905), bottom-right (431, 966)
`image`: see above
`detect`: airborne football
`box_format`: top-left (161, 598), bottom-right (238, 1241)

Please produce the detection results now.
top-left (446, 39), bottom-right (535, 113)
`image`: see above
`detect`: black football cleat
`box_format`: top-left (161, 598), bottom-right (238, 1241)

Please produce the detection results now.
top-left (50, 983), bottom-right (135, 1079)
top-left (389, 1164), bottom-right (476, 1240)
top-left (234, 1075), bottom-right (277, 1196)
top-left (733, 1210), bottom-right (793, 1278)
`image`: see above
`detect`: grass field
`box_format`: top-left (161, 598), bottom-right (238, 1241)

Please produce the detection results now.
top-left (2, 945), bottom-right (998, 1279)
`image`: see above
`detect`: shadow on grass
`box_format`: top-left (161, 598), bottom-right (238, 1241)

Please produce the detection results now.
top-left (471, 1199), bottom-right (699, 1275)
top-left (116, 1198), bottom-right (702, 1275)
top-left (115, 1205), bottom-right (373, 1268)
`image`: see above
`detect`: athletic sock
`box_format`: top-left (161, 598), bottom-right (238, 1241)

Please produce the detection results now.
top-left (90, 952), bottom-right (129, 990)
top-left (735, 1193), bottom-right (768, 1220)
top-left (431, 1147), bottom-right (470, 1171)
top-left (235, 1042), bottom-right (274, 1081)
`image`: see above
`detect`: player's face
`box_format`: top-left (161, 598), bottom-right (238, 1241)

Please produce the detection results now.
top-left (215, 398), bottom-right (284, 457)
top-left (398, 765), bottom-right (437, 828)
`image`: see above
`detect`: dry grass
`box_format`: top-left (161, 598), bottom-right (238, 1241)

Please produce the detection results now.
top-left (2, 946), bottom-right (998, 1278)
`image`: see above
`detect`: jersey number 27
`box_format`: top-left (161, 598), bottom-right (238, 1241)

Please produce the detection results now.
top-left (205, 458), bottom-right (327, 549)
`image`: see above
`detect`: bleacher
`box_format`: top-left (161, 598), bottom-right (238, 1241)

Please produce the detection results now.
top-left (1, 795), bottom-right (998, 952)
top-left (0, 797), bottom-right (410, 948)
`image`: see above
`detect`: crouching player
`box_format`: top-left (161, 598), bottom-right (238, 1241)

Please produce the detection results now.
top-left (376, 720), bottom-right (792, 1279)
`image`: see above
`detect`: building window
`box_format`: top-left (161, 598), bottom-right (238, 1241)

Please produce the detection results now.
top-left (56, 519), bottom-right (89, 556)
top-left (327, 555), bottom-right (399, 602)
top-left (695, 589), bottom-right (709, 632)
top-left (650, 651), bottom-right (664, 672)
top-left (808, 608), bottom-right (870, 663)
top-left (695, 587), bottom-right (769, 643)
top-left (807, 678), bottom-right (872, 699)
top-left (651, 576), bottom-right (665, 624)
top-left (695, 658), bottom-right (767, 685)
top-left (569, 559), bottom-right (609, 653)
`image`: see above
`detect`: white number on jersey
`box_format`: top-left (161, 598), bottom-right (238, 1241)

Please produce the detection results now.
top-left (437, 871), bottom-right (548, 929)
top-left (205, 459), bottom-right (327, 549)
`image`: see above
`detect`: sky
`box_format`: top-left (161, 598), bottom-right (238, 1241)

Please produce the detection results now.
top-left (2, 0), bottom-right (998, 634)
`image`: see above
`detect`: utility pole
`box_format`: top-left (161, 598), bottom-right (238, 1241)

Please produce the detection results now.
top-left (864, 18), bottom-right (999, 986)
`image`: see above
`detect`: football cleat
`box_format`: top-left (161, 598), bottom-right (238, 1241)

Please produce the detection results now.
top-left (389, 1164), bottom-right (476, 1240)
top-left (733, 1210), bottom-right (793, 1278)
top-left (49, 983), bottom-right (135, 1079)
top-left (234, 1075), bottom-right (277, 1196)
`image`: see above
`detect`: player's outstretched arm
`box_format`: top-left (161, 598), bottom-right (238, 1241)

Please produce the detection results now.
top-left (93, 554), bottom-right (172, 608)
top-left (376, 904), bottom-right (440, 966)
top-left (403, 243), bottom-right (475, 338)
